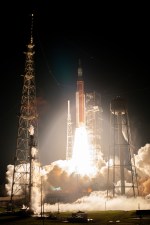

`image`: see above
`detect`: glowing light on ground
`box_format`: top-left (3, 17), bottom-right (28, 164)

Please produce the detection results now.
top-left (69, 126), bottom-right (97, 176)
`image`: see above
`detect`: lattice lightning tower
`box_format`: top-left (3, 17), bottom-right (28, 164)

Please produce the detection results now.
top-left (10, 14), bottom-right (39, 211)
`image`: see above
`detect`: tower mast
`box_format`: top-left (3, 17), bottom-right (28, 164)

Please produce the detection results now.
top-left (10, 14), bottom-right (39, 211)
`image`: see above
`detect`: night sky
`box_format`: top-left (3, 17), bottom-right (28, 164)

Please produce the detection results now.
top-left (0, 2), bottom-right (149, 187)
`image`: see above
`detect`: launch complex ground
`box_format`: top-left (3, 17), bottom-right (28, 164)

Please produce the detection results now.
top-left (1, 208), bottom-right (150, 225)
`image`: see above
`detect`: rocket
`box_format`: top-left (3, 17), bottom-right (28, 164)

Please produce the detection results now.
top-left (76, 60), bottom-right (85, 127)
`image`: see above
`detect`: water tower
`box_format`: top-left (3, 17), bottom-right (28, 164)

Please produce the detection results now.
top-left (107, 96), bottom-right (138, 198)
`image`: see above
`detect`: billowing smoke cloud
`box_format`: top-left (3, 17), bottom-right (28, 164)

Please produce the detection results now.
top-left (134, 144), bottom-right (150, 176)
top-left (134, 143), bottom-right (150, 196)
top-left (41, 144), bottom-right (150, 207)
top-left (32, 192), bottom-right (150, 213)
top-left (5, 143), bottom-right (150, 213)
top-left (43, 156), bottom-right (107, 198)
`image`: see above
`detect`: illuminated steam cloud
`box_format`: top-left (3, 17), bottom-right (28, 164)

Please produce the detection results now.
top-left (134, 144), bottom-right (150, 196)
top-left (42, 144), bottom-right (150, 197)
top-left (5, 142), bottom-right (150, 213)
top-left (38, 143), bottom-right (150, 212)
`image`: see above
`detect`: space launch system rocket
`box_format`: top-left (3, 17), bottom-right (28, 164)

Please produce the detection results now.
top-left (76, 60), bottom-right (85, 127)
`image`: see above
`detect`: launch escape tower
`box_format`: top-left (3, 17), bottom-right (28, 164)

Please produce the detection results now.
top-left (10, 14), bottom-right (39, 210)
top-left (107, 96), bottom-right (139, 198)
top-left (86, 91), bottom-right (103, 165)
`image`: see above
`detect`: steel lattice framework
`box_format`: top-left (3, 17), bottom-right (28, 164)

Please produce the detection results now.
top-left (85, 91), bottom-right (103, 166)
top-left (10, 15), bottom-right (39, 210)
top-left (107, 96), bottom-right (139, 198)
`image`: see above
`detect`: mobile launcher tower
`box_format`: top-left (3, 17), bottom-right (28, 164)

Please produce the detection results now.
top-left (85, 91), bottom-right (103, 166)
top-left (107, 96), bottom-right (139, 198)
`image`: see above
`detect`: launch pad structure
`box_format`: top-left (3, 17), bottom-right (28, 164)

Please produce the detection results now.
top-left (10, 14), bottom-right (40, 211)
top-left (85, 91), bottom-right (103, 166)
top-left (107, 96), bottom-right (139, 198)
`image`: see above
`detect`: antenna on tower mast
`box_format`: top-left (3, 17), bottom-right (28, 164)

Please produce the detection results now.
top-left (30, 13), bottom-right (34, 44)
